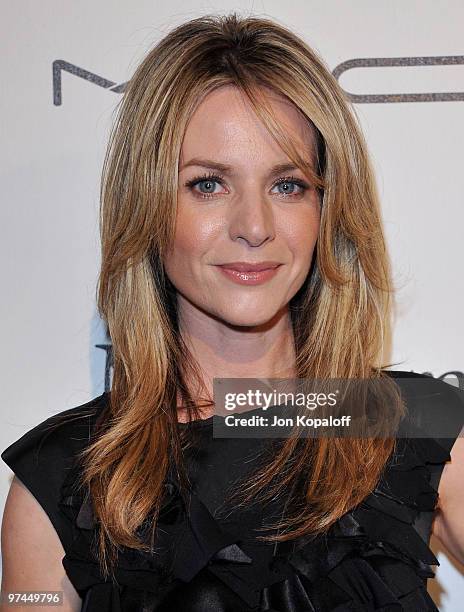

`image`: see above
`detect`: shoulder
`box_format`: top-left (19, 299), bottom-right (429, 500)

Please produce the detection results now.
top-left (383, 368), bottom-right (461, 402)
top-left (383, 369), bottom-right (464, 451)
top-left (1, 391), bottom-right (108, 473)
top-left (432, 434), bottom-right (464, 565)
top-left (1, 392), bottom-right (108, 553)
top-left (380, 370), bottom-right (464, 556)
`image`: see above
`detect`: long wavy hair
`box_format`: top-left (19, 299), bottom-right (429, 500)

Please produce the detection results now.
top-left (73, 12), bottom-right (404, 578)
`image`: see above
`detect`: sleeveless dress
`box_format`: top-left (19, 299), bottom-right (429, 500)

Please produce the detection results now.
top-left (2, 370), bottom-right (463, 612)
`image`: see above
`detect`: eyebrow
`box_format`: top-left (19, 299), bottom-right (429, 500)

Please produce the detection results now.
top-left (179, 157), bottom-right (310, 177)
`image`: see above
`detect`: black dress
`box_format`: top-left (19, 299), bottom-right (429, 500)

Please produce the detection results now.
top-left (2, 370), bottom-right (463, 612)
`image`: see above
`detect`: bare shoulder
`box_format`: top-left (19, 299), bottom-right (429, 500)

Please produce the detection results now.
top-left (436, 428), bottom-right (464, 508)
top-left (432, 426), bottom-right (464, 565)
top-left (1, 475), bottom-right (82, 612)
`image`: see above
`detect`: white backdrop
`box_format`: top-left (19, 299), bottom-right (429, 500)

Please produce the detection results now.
top-left (1, 1), bottom-right (463, 607)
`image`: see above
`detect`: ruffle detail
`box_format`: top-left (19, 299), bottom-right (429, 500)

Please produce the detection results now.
top-left (58, 460), bottom-right (264, 610)
top-left (58, 436), bottom-right (451, 611)
top-left (268, 436), bottom-right (451, 611)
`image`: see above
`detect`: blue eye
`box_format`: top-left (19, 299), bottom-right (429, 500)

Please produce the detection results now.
top-left (185, 173), bottom-right (225, 198)
top-left (272, 178), bottom-right (307, 196)
top-left (197, 179), bottom-right (220, 194)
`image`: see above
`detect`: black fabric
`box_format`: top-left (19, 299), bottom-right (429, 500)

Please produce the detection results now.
top-left (2, 370), bottom-right (463, 612)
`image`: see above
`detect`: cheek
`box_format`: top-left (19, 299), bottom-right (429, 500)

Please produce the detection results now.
top-left (297, 226), bottom-right (319, 264)
top-left (284, 208), bottom-right (320, 266)
top-left (172, 228), bottom-right (199, 262)
top-left (170, 208), bottom-right (202, 260)
top-left (166, 207), bottom-right (219, 272)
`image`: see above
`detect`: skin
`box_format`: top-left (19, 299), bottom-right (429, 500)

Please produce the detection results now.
top-left (164, 84), bottom-right (321, 411)
top-left (433, 432), bottom-right (464, 564)
top-left (1, 476), bottom-right (82, 611)
top-left (1, 85), bottom-right (462, 606)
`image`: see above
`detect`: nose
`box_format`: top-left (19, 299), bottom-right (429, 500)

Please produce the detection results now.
top-left (228, 189), bottom-right (276, 247)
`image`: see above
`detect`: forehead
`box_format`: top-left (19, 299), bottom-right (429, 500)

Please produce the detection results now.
top-left (179, 84), bottom-right (315, 167)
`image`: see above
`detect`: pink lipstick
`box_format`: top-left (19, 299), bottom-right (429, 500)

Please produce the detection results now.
top-left (216, 261), bottom-right (282, 286)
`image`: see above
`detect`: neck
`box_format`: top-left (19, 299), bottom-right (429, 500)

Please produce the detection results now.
top-left (175, 296), bottom-right (297, 418)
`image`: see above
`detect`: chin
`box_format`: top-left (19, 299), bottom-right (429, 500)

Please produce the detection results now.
top-left (217, 310), bottom-right (279, 329)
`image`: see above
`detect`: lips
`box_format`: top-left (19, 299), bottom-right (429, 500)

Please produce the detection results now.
top-left (217, 261), bottom-right (282, 272)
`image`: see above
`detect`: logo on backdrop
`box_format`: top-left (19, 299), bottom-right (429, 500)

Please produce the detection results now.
top-left (52, 56), bottom-right (464, 106)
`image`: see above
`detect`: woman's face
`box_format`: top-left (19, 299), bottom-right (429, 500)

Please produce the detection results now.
top-left (164, 84), bottom-right (321, 328)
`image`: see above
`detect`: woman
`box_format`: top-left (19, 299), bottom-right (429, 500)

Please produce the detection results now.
top-left (2, 12), bottom-right (463, 612)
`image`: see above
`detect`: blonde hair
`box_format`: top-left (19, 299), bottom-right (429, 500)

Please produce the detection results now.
top-left (75, 12), bottom-right (403, 578)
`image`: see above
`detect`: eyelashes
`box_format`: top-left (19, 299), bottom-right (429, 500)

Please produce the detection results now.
top-left (184, 171), bottom-right (310, 200)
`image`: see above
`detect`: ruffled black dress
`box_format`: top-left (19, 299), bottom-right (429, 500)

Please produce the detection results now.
top-left (2, 370), bottom-right (463, 611)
